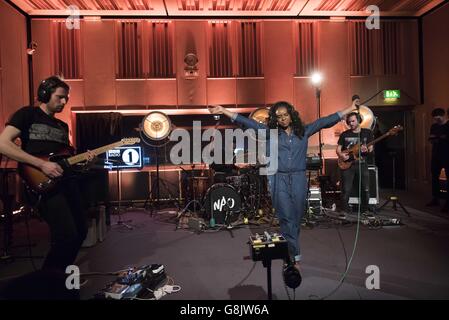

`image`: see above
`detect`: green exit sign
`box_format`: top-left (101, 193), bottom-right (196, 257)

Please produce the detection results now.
top-left (384, 90), bottom-right (401, 99)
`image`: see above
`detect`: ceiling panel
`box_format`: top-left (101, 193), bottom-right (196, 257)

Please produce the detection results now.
top-left (8, 0), bottom-right (447, 16)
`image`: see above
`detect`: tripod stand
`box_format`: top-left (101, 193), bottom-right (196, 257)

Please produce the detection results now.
top-left (175, 165), bottom-right (204, 229)
top-left (378, 152), bottom-right (410, 216)
top-left (110, 166), bottom-right (133, 230)
top-left (143, 146), bottom-right (178, 215)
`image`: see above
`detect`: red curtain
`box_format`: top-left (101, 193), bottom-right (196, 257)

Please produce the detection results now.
top-left (380, 21), bottom-right (402, 75)
top-left (237, 21), bottom-right (263, 77)
top-left (296, 21), bottom-right (317, 76)
top-left (349, 20), bottom-right (403, 76)
top-left (116, 21), bottom-right (144, 79)
top-left (349, 21), bottom-right (374, 76)
top-left (208, 22), bottom-right (233, 77)
top-left (51, 20), bottom-right (82, 79)
top-left (149, 22), bottom-right (175, 78)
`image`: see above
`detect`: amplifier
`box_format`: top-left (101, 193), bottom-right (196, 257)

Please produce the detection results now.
top-left (306, 156), bottom-right (322, 171)
top-left (307, 187), bottom-right (322, 214)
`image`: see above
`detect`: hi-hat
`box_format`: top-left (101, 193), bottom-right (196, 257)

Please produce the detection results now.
top-left (141, 111), bottom-right (172, 141)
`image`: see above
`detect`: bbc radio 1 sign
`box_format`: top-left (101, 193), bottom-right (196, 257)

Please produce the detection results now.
top-left (104, 146), bottom-right (142, 169)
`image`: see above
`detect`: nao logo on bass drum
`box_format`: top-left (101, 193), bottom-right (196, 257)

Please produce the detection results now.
top-left (213, 196), bottom-right (235, 212)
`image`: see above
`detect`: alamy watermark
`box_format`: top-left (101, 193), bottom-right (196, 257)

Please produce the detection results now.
top-left (65, 265), bottom-right (80, 289)
top-left (366, 5), bottom-right (380, 30)
top-left (365, 265), bottom-right (380, 290)
top-left (169, 122), bottom-right (279, 175)
top-left (65, 5), bottom-right (80, 30)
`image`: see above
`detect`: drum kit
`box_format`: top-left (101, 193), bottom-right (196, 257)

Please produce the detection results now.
top-left (179, 107), bottom-right (273, 228)
top-left (184, 164), bottom-right (269, 227)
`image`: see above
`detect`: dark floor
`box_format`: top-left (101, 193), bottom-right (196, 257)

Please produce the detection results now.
top-left (1, 189), bottom-right (449, 300)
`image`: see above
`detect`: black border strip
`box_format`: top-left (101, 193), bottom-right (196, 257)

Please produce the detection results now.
top-left (4, 0), bottom-right (28, 17)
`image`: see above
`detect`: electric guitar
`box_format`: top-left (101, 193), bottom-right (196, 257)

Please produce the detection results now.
top-left (337, 126), bottom-right (403, 170)
top-left (19, 137), bottom-right (140, 195)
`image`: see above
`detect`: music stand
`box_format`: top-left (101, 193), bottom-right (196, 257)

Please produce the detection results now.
top-left (109, 165), bottom-right (133, 230)
top-left (378, 151), bottom-right (410, 216)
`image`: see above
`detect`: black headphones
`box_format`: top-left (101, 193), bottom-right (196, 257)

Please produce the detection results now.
top-left (282, 263), bottom-right (302, 289)
top-left (37, 76), bottom-right (67, 103)
top-left (346, 112), bottom-right (362, 125)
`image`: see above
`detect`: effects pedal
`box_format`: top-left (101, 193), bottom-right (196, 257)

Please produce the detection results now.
top-left (249, 231), bottom-right (289, 262)
top-left (104, 264), bottom-right (167, 300)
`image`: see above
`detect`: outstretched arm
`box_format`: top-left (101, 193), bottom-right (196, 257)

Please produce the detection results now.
top-left (305, 102), bottom-right (357, 137)
top-left (208, 105), bottom-right (268, 131)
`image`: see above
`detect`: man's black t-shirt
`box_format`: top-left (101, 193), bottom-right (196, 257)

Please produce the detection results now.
top-left (338, 128), bottom-right (374, 163)
top-left (6, 106), bottom-right (70, 155)
top-left (429, 122), bottom-right (449, 158)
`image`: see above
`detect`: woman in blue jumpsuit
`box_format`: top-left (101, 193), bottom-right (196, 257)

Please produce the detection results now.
top-left (208, 101), bottom-right (355, 268)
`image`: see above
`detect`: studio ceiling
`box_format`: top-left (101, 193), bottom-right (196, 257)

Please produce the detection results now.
top-left (8, 0), bottom-right (447, 17)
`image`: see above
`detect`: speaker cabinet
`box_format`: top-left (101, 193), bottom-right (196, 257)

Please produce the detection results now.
top-left (349, 165), bottom-right (379, 205)
top-left (108, 171), bottom-right (150, 202)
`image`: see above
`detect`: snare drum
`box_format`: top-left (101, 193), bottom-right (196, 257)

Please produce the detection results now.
top-left (203, 183), bottom-right (241, 225)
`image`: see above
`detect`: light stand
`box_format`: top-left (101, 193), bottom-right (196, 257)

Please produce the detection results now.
top-left (311, 72), bottom-right (323, 175)
top-left (316, 87), bottom-right (323, 176)
top-left (378, 151), bottom-right (410, 216)
top-left (140, 112), bottom-right (176, 215)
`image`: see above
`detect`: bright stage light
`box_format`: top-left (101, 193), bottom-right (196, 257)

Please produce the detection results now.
top-left (311, 72), bottom-right (323, 86)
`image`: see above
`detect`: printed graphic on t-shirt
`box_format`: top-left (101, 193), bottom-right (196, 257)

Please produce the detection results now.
top-left (344, 137), bottom-right (360, 149)
top-left (29, 123), bottom-right (68, 144)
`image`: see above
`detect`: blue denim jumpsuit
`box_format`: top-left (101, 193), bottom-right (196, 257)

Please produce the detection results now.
top-left (233, 112), bottom-right (342, 262)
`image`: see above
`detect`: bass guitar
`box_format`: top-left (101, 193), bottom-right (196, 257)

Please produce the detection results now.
top-left (337, 126), bottom-right (403, 170)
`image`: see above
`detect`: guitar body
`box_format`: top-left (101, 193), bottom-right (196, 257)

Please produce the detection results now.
top-left (337, 145), bottom-right (360, 170)
top-left (18, 152), bottom-right (71, 195)
top-left (337, 157), bottom-right (353, 170)
top-left (17, 138), bottom-right (141, 195)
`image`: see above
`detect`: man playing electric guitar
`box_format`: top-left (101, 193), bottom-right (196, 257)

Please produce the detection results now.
top-left (336, 96), bottom-right (374, 215)
top-left (0, 76), bottom-right (95, 272)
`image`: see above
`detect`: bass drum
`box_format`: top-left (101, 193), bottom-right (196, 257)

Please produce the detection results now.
top-left (203, 183), bottom-right (241, 225)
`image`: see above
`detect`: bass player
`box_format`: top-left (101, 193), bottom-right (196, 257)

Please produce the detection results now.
top-left (336, 95), bottom-right (374, 215)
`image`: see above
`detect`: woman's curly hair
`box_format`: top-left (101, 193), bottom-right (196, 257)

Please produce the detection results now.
top-left (267, 101), bottom-right (305, 138)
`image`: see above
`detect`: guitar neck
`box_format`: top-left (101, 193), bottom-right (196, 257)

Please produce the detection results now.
top-left (66, 141), bottom-right (124, 165)
top-left (366, 133), bottom-right (390, 147)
